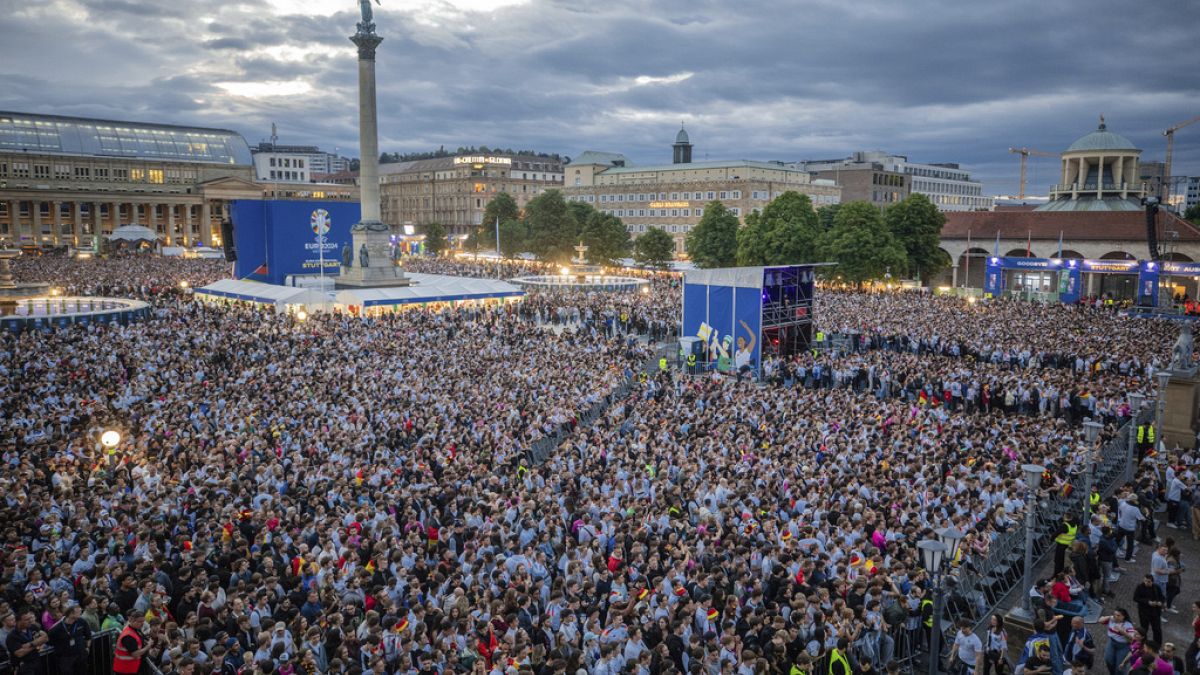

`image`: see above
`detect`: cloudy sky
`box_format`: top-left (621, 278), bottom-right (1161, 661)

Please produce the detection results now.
top-left (1, 0), bottom-right (1198, 197)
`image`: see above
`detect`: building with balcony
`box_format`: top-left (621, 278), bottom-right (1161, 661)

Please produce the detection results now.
top-left (378, 153), bottom-right (564, 239)
top-left (1037, 116), bottom-right (1147, 212)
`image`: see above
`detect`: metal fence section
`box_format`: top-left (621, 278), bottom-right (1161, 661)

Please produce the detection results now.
top-left (526, 343), bottom-right (671, 466)
top-left (939, 408), bottom-right (1150, 643)
top-left (0, 628), bottom-right (117, 675)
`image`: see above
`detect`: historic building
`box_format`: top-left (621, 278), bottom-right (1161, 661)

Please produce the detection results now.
top-left (937, 117), bottom-right (1200, 298)
top-left (378, 153), bottom-right (564, 239)
top-left (0, 111), bottom-right (355, 248)
top-left (795, 151), bottom-right (990, 211)
top-left (562, 132), bottom-right (841, 257)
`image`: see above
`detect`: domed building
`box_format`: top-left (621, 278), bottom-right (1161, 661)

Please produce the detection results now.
top-left (672, 123), bottom-right (693, 164)
top-left (1036, 116), bottom-right (1147, 211)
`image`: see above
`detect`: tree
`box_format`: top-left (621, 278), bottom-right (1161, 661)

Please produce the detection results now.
top-left (476, 193), bottom-right (521, 251)
top-left (817, 203), bottom-right (841, 231)
top-left (686, 201), bottom-right (738, 268)
top-left (497, 219), bottom-right (528, 258)
top-left (736, 211), bottom-right (770, 266)
top-left (1185, 204), bottom-right (1200, 226)
top-left (424, 222), bottom-right (448, 255)
top-left (635, 227), bottom-right (675, 268)
top-left (818, 201), bottom-right (908, 286)
top-left (580, 211), bottom-right (632, 266)
top-left (423, 222), bottom-right (448, 256)
top-left (524, 190), bottom-right (579, 262)
top-left (885, 193), bottom-right (947, 282)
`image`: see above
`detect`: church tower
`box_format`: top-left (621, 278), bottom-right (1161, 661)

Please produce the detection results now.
top-left (672, 123), bottom-right (693, 164)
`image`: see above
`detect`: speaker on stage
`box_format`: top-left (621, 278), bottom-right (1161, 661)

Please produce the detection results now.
top-left (220, 220), bottom-right (237, 262)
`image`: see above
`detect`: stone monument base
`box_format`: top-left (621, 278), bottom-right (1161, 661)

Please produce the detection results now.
top-left (335, 228), bottom-right (411, 288)
top-left (1163, 368), bottom-right (1199, 450)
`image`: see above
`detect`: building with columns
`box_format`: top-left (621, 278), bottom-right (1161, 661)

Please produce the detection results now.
top-left (0, 111), bottom-right (359, 250)
top-left (936, 118), bottom-right (1200, 298)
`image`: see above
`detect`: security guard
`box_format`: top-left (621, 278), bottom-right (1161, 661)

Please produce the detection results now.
top-left (1090, 489), bottom-right (1101, 512)
top-left (113, 613), bottom-right (151, 675)
top-left (659, 356), bottom-right (668, 372)
top-left (685, 352), bottom-right (697, 373)
top-left (1053, 516), bottom-right (1077, 574)
top-left (638, 371), bottom-right (649, 384)
top-left (1136, 422), bottom-right (1156, 461)
top-left (828, 638), bottom-right (851, 675)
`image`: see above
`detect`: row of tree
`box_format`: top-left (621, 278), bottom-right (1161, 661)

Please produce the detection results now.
top-left (459, 191), bottom-right (673, 266)
top-left (686, 192), bottom-right (948, 284)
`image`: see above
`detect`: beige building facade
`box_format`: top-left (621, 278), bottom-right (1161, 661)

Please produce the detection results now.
top-left (0, 112), bottom-right (356, 249)
top-left (563, 155), bottom-right (841, 256)
top-left (379, 154), bottom-right (564, 239)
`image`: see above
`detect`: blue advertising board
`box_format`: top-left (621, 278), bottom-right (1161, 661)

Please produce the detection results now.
top-left (682, 267), bottom-right (765, 376)
top-left (984, 255), bottom-right (1162, 305)
top-left (231, 200), bottom-right (361, 285)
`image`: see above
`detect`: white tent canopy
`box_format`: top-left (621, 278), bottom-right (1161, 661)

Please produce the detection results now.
top-left (196, 279), bottom-right (332, 312)
top-left (336, 272), bottom-right (523, 309)
top-left (107, 225), bottom-right (159, 242)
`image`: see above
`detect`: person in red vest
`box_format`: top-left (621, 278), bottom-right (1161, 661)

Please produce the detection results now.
top-left (112, 613), bottom-right (153, 674)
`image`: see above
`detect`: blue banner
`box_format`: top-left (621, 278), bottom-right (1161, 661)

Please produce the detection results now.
top-left (681, 271), bottom-right (764, 376)
top-left (231, 200), bottom-right (362, 285)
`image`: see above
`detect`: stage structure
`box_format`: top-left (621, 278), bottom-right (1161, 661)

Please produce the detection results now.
top-left (681, 265), bottom-right (816, 379)
top-left (231, 200), bottom-right (362, 286)
top-left (982, 255), bottom-right (1193, 306)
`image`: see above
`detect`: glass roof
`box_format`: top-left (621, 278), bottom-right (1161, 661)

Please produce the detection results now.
top-left (0, 112), bottom-right (252, 165)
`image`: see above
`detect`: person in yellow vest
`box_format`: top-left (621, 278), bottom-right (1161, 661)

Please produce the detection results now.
top-left (686, 352), bottom-right (697, 373)
top-left (113, 613), bottom-right (152, 674)
top-left (638, 371), bottom-right (648, 383)
top-left (1136, 423), bottom-right (1155, 461)
top-left (1053, 516), bottom-right (1077, 575)
top-left (1090, 489), bottom-right (1101, 512)
top-left (659, 356), bottom-right (668, 372)
top-left (790, 654), bottom-right (814, 675)
top-left (828, 638), bottom-right (851, 675)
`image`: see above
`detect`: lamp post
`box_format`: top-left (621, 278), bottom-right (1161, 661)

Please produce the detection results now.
top-left (1082, 419), bottom-right (1104, 522)
top-left (1128, 392), bottom-right (1146, 483)
top-left (100, 429), bottom-right (121, 466)
top-left (1010, 464), bottom-right (1046, 623)
top-left (918, 540), bottom-right (947, 675)
top-left (1156, 371), bottom-right (1171, 453)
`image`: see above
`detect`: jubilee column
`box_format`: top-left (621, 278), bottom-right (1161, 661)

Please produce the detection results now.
top-left (339, 3), bottom-right (408, 287)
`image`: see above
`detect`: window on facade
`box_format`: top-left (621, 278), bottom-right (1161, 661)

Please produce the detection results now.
top-left (130, 168), bottom-right (145, 181)
top-left (706, 192), bottom-right (714, 200)
top-left (149, 169), bottom-right (164, 184)
top-left (34, 165), bottom-right (50, 179)
top-left (730, 208), bottom-right (740, 216)
top-left (732, 191), bottom-right (741, 199)
top-left (13, 163), bottom-right (29, 178)
top-left (718, 191), bottom-right (727, 199)
top-left (55, 165), bottom-right (70, 179)
top-left (74, 166), bottom-right (90, 179)
top-left (682, 209), bottom-right (690, 217)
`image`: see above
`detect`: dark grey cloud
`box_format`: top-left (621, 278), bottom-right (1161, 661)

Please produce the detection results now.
top-left (1, 0), bottom-right (1197, 197)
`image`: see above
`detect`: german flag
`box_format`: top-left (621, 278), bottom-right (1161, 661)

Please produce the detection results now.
top-left (707, 608), bottom-right (719, 621)
top-left (395, 618), bottom-right (409, 632)
top-left (637, 588), bottom-right (649, 602)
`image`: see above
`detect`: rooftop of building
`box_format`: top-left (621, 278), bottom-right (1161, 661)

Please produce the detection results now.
top-left (1035, 196), bottom-right (1144, 212)
top-left (567, 151), bottom-right (632, 167)
top-left (253, 142), bottom-right (321, 154)
top-left (600, 159), bottom-right (813, 175)
top-left (0, 110), bottom-right (253, 165)
top-left (942, 209), bottom-right (1200, 242)
top-left (1066, 116), bottom-right (1139, 153)
top-left (380, 152), bottom-right (565, 175)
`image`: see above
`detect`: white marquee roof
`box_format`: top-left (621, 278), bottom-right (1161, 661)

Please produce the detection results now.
top-left (336, 272), bottom-right (523, 308)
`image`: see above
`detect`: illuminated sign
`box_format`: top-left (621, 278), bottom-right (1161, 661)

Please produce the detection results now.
top-left (454, 156), bottom-right (512, 166)
top-left (649, 201), bottom-right (690, 208)
top-left (1083, 260), bottom-right (1138, 272)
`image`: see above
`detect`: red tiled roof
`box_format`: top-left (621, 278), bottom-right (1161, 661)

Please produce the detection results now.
top-left (942, 210), bottom-right (1200, 242)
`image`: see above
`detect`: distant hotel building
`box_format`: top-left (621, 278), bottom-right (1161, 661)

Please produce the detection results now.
top-left (251, 142), bottom-right (354, 184)
top-left (795, 151), bottom-right (991, 211)
top-left (0, 111), bottom-right (356, 248)
top-left (563, 128), bottom-right (841, 257)
top-left (379, 153), bottom-right (564, 239)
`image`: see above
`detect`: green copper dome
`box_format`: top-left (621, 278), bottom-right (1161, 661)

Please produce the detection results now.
top-left (1066, 116), bottom-right (1138, 153)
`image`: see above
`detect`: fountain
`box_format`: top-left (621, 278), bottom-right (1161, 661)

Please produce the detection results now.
top-left (0, 248), bottom-right (150, 333)
top-left (509, 241), bottom-right (651, 294)
top-left (0, 248), bottom-right (51, 310)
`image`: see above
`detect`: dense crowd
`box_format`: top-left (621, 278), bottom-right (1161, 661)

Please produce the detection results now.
top-left (0, 256), bottom-right (1195, 675)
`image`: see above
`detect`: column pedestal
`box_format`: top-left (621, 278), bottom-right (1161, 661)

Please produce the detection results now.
top-left (1163, 368), bottom-right (1199, 450)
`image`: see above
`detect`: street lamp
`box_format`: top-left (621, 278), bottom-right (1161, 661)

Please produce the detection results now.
top-left (1155, 371), bottom-right (1171, 451)
top-left (918, 539), bottom-right (949, 675)
top-left (1010, 464), bottom-right (1045, 623)
top-left (296, 310), bottom-right (308, 322)
top-left (1128, 392), bottom-right (1146, 483)
top-left (100, 430), bottom-right (121, 448)
top-left (1082, 419), bottom-right (1104, 522)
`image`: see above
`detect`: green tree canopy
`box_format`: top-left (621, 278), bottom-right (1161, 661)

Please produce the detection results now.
top-left (580, 211), bottom-right (632, 266)
top-left (497, 219), bottom-right (528, 258)
top-left (423, 222), bottom-right (448, 257)
top-left (762, 191), bottom-right (820, 264)
top-left (635, 227), bottom-right (675, 268)
top-left (885, 193), bottom-right (947, 282)
top-left (686, 201), bottom-right (739, 268)
top-left (1185, 204), bottom-right (1200, 225)
top-left (736, 211), bottom-right (770, 266)
top-left (817, 203), bottom-right (841, 231)
top-left (524, 190), bottom-right (579, 262)
top-left (818, 201), bottom-right (908, 286)
top-left (476, 193), bottom-right (521, 250)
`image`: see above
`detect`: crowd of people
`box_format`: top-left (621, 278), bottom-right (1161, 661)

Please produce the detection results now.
top-left (0, 256), bottom-right (1195, 675)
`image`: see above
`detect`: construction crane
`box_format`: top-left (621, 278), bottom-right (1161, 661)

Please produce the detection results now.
top-left (1008, 147), bottom-right (1057, 199)
top-left (1163, 114), bottom-right (1200, 201)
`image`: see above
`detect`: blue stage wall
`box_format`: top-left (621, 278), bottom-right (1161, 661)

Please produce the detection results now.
top-left (231, 200), bottom-right (361, 285)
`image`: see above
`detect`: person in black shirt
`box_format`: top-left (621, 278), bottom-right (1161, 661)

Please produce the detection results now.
top-left (1133, 574), bottom-right (1165, 647)
top-left (48, 605), bottom-right (91, 674)
top-left (5, 611), bottom-right (49, 675)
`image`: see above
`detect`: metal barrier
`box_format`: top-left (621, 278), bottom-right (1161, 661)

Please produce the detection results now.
top-left (939, 408), bottom-right (1149, 643)
top-left (0, 628), bottom-right (116, 675)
